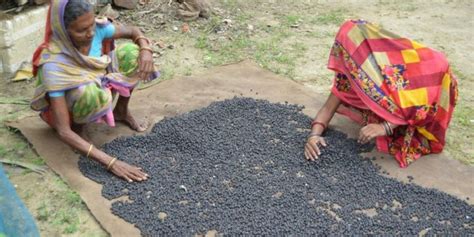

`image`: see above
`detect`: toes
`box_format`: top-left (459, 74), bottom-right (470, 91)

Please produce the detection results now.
top-left (136, 125), bottom-right (147, 132)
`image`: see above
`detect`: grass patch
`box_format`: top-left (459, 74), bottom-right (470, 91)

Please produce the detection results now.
top-left (195, 35), bottom-right (210, 49)
top-left (220, 0), bottom-right (239, 11)
top-left (283, 14), bottom-right (301, 27)
top-left (37, 202), bottom-right (50, 221)
top-left (51, 208), bottom-right (80, 234)
top-left (198, 34), bottom-right (253, 66)
top-left (310, 9), bottom-right (347, 25)
top-left (65, 190), bottom-right (83, 206)
top-left (236, 11), bottom-right (253, 23)
top-left (184, 66), bottom-right (193, 76)
top-left (159, 67), bottom-right (176, 81)
top-left (194, 16), bottom-right (307, 79)
top-left (444, 67), bottom-right (474, 165)
top-left (34, 178), bottom-right (85, 234)
top-left (31, 157), bottom-right (46, 166)
top-left (0, 144), bottom-right (7, 157)
top-left (203, 15), bottom-right (224, 34)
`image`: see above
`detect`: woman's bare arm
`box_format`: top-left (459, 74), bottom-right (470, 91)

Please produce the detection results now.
top-left (311, 92), bottom-right (341, 135)
top-left (50, 96), bottom-right (148, 182)
top-left (112, 25), bottom-right (154, 81)
top-left (304, 92), bottom-right (341, 161)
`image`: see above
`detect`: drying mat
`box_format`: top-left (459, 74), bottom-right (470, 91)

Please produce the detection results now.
top-left (7, 60), bottom-right (474, 236)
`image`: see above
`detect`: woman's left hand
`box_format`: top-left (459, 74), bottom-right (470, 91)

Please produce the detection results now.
top-left (137, 50), bottom-right (154, 82)
top-left (358, 123), bottom-right (386, 144)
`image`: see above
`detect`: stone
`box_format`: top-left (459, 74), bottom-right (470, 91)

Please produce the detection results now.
top-left (158, 212), bottom-right (167, 222)
top-left (114, 0), bottom-right (138, 9)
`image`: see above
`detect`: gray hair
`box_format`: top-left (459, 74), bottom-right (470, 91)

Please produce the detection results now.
top-left (64, 0), bottom-right (94, 29)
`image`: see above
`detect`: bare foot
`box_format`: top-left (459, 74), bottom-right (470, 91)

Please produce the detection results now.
top-left (113, 109), bottom-right (148, 132)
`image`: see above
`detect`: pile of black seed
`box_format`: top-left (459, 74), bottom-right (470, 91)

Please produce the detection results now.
top-left (79, 97), bottom-right (473, 236)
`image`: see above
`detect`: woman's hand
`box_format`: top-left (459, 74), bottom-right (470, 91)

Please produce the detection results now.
top-left (137, 50), bottom-right (154, 82)
top-left (109, 160), bottom-right (149, 182)
top-left (358, 123), bottom-right (386, 144)
top-left (304, 135), bottom-right (327, 161)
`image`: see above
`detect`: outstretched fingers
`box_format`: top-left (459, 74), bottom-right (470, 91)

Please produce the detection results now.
top-left (305, 142), bottom-right (318, 160)
top-left (111, 161), bottom-right (149, 183)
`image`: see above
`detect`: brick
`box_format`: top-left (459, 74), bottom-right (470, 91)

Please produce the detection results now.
top-left (0, 5), bottom-right (47, 75)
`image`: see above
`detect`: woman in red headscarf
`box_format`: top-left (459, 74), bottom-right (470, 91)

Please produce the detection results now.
top-left (304, 20), bottom-right (458, 168)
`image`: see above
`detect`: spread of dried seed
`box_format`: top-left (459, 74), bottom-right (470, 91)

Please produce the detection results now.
top-left (79, 98), bottom-right (474, 236)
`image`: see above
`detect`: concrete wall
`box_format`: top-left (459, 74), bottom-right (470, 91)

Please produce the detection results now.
top-left (0, 5), bottom-right (48, 76)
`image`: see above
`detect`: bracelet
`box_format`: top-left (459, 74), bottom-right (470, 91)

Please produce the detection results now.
top-left (307, 133), bottom-right (322, 139)
top-left (86, 144), bottom-right (94, 159)
top-left (133, 35), bottom-right (150, 45)
top-left (382, 121), bottom-right (393, 136)
top-left (387, 122), bottom-right (392, 136)
top-left (311, 120), bottom-right (327, 130)
top-left (139, 46), bottom-right (154, 54)
top-left (385, 121), bottom-right (393, 136)
top-left (381, 122), bottom-right (389, 136)
top-left (106, 157), bottom-right (118, 171)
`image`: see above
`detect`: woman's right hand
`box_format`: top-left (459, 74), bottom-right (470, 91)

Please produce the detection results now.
top-left (304, 135), bottom-right (327, 161)
top-left (109, 160), bottom-right (149, 182)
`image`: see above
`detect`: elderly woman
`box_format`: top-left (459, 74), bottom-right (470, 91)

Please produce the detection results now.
top-left (305, 20), bottom-right (458, 168)
top-left (31, 0), bottom-right (159, 182)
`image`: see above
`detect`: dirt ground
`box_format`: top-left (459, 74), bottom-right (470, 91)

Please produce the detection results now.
top-left (0, 0), bottom-right (472, 235)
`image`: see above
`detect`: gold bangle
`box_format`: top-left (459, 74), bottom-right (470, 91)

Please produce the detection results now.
top-left (139, 46), bottom-right (154, 54)
top-left (307, 133), bottom-right (322, 140)
top-left (133, 36), bottom-right (150, 45)
top-left (86, 144), bottom-right (94, 158)
top-left (107, 157), bottom-right (118, 170)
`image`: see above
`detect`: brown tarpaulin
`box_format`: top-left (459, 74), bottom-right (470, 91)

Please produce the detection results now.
top-left (7, 61), bottom-right (474, 236)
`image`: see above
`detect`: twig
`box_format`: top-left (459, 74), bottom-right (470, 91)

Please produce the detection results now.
top-left (137, 2), bottom-right (163, 15)
top-left (0, 159), bottom-right (46, 175)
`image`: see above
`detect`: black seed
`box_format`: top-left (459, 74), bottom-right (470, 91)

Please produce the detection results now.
top-left (78, 98), bottom-right (474, 236)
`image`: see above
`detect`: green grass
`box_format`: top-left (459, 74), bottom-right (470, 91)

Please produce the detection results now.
top-left (51, 208), bottom-right (80, 234)
top-left (34, 178), bottom-right (85, 234)
top-left (444, 67), bottom-right (474, 164)
top-left (0, 145), bottom-right (7, 157)
top-left (203, 15), bottom-right (224, 34)
top-left (31, 157), bottom-right (46, 166)
top-left (447, 126), bottom-right (474, 165)
top-left (195, 35), bottom-right (210, 50)
top-left (305, 30), bottom-right (335, 39)
top-left (402, 5), bottom-right (418, 12)
top-left (220, 0), bottom-right (239, 11)
top-left (37, 202), bottom-right (50, 221)
top-left (12, 141), bottom-right (28, 151)
top-left (159, 67), bottom-right (176, 81)
top-left (236, 11), bottom-right (253, 23)
top-left (65, 190), bottom-right (83, 206)
top-left (283, 14), bottom-right (301, 27)
top-left (184, 66), bottom-right (193, 76)
top-left (199, 34), bottom-right (253, 66)
top-left (310, 9), bottom-right (347, 25)
top-left (194, 16), bottom-right (308, 79)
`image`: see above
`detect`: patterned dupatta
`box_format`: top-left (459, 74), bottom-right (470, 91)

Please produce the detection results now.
top-left (329, 20), bottom-right (458, 167)
top-left (30, 0), bottom-right (141, 124)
